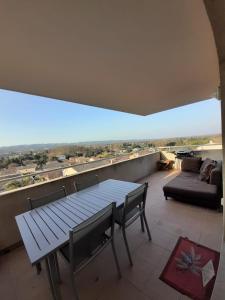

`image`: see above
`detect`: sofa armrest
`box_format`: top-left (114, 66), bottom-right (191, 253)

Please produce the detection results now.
top-left (210, 167), bottom-right (222, 191)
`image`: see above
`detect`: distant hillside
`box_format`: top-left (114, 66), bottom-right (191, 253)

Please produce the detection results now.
top-left (0, 141), bottom-right (124, 155)
top-left (0, 143), bottom-right (71, 155)
top-left (149, 134), bottom-right (222, 147)
top-left (0, 134), bottom-right (221, 155)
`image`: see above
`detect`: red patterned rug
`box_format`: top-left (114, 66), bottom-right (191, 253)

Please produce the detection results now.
top-left (159, 237), bottom-right (220, 300)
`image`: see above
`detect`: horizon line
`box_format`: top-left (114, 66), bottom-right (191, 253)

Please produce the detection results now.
top-left (0, 132), bottom-right (221, 148)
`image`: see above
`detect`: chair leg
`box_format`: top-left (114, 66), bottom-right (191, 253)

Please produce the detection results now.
top-left (45, 258), bottom-right (57, 300)
top-left (111, 239), bottom-right (122, 279)
top-left (45, 255), bottom-right (62, 300)
top-left (36, 262), bottom-right (42, 275)
top-left (140, 215), bottom-right (145, 232)
top-left (139, 205), bottom-right (145, 232)
top-left (122, 227), bottom-right (133, 266)
top-left (53, 253), bottom-right (61, 284)
top-left (69, 271), bottom-right (80, 300)
top-left (143, 212), bottom-right (152, 241)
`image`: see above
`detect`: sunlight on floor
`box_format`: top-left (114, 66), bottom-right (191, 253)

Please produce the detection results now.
top-left (163, 169), bottom-right (179, 179)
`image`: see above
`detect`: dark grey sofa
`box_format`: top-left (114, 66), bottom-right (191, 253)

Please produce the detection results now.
top-left (163, 159), bottom-right (222, 209)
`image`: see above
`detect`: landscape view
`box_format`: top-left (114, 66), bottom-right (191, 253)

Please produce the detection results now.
top-left (0, 90), bottom-right (222, 193)
top-left (0, 134), bottom-right (222, 193)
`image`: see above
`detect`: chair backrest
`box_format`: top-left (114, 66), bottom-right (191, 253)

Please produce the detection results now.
top-left (74, 174), bottom-right (99, 192)
top-left (28, 186), bottom-right (67, 209)
top-left (123, 183), bottom-right (148, 218)
top-left (69, 202), bottom-right (115, 271)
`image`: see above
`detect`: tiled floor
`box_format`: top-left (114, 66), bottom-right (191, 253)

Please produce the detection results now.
top-left (0, 170), bottom-right (223, 300)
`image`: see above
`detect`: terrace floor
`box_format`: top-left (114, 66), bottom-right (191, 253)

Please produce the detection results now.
top-left (0, 170), bottom-right (223, 300)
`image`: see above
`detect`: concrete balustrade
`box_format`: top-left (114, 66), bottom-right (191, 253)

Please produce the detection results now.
top-left (0, 152), bottom-right (160, 251)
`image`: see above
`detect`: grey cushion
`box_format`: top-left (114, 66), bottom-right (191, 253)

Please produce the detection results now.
top-left (181, 157), bottom-right (202, 173)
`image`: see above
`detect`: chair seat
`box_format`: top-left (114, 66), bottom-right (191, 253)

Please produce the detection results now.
top-left (115, 206), bottom-right (140, 225)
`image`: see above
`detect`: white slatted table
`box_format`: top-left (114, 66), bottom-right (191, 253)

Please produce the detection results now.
top-left (16, 179), bottom-right (141, 300)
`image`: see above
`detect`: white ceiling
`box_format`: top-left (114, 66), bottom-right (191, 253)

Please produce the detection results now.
top-left (0, 0), bottom-right (220, 115)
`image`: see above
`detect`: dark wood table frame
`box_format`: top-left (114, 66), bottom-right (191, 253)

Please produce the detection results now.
top-left (16, 179), bottom-right (141, 300)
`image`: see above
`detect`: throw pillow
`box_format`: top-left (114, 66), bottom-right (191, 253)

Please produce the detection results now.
top-left (199, 158), bottom-right (216, 182)
top-left (181, 157), bottom-right (202, 173)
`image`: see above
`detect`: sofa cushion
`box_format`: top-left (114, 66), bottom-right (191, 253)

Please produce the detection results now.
top-left (163, 172), bottom-right (218, 200)
top-left (181, 157), bottom-right (202, 173)
top-left (199, 158), bottom-right (216, 182)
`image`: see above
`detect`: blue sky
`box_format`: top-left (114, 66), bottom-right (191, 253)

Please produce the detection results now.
top-left (0, 89), bottom-right (221, 147)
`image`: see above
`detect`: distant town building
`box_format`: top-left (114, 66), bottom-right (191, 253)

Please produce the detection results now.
top-left (68, 157), bottom-right (78, 163)
top-left (62, 167), bottom-right (78, 177)
top-left (69, 157), bottom-right (89, 164)
top-left (56, 155), bottom-right (66, 162)
top-left (88, 157), bottom-right (99, 162)
top-left (120, 150), bottom-right (127, 154)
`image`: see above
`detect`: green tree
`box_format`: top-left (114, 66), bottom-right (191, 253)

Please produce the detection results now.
top-left (34, 153), bottom-right (48, 169)
top-left (11, 157), bottom-right (24, 166)
top-left (148, 143), bottom-right (155, 148)
top-left (5, 180), bottom-right (22, 191)
top-left (22, 176), bottom-right (31, 186)
top-left (0, 157), bottom-right (10, 169)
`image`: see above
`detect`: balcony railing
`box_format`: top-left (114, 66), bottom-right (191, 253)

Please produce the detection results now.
top-left (0, 148), bottom-right (158, 194)
top-left (158, 143), bottom-right (222, 151)
top-left (160, 144), bottom-right (222, 161)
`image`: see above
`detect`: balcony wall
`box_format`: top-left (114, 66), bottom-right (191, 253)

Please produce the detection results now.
top-left (161, 149), bottom-right (223, 170)
top-left (0, 152), bottom-right (160, 251)
top-left (196, 149), bottom-right (223, 161)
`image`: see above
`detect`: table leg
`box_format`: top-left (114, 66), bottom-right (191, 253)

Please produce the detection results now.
top-left (45, 254), bottom-right (62, 300)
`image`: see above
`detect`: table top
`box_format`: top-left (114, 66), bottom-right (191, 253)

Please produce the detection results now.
top-left (15, 179), bottom-right (141, 265)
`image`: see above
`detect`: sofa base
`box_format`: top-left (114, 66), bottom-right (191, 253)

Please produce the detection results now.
top-left (164, 192), bottom-right (221, 210)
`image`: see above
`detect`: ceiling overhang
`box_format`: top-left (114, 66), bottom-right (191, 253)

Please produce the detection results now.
top-left (0, 0), bottom-right (220, 115)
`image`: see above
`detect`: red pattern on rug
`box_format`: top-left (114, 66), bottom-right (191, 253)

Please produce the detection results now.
top-left (159, 237), bottom-right (220, 300)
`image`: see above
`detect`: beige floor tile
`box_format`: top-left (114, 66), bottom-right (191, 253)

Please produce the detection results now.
top-left (0, 170), bottom-right (223, 300)
top-left (98, 278), bottom-right (150, 300)
top-left (143, 273), bottom-right (181, 300)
